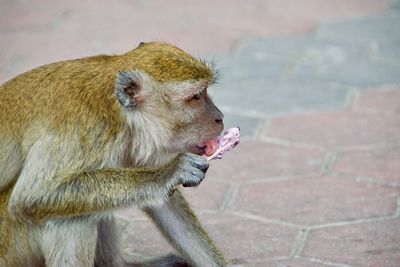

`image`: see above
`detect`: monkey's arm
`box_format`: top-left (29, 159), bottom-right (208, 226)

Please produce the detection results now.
top-left (145, 190), bottom-right (228, 267)
top-left (8, 154), bottom-right (208, 223)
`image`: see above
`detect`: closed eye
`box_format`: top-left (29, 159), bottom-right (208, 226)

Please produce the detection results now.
top-left (190, 88), bottom-right (207, 101)
top-left (192, 91), bottom-right (203, 100)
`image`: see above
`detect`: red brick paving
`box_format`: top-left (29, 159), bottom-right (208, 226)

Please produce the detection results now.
top-left (254, 259), bottom-right (325, 267)
top-left (355, 85), bottom-right (400, 114)
top-left (207, 141), bottom-right (325, 182)
top-left (200, 213), bottom-right (298, 261)
top-left (233, 175), bottom-right (399, 225)
top-left (0, 0), bottom-right (391, 83)
top-left (334, 145), bottom-right (400, 185)
top-left (264, 111), bottom-right (400, 150)
top-left (1, 0), bottom-right (399, 266)
top-left (303, 219), bottom-right (400, 267)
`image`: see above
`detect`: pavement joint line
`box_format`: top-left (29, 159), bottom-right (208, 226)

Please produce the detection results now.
top-left (259, 136), bottom-right (327, 151)
top-left (396, 196), bottom-right (400, 217)
top-left (338, 142), bottom-right (400, 152)
top-left (331, 172), bottom-right (400, 189)
top-left (234, 256), bottom-right (291, 265)
top-left (218, 184), bottom-right (239, 212)
top-left (355, 108), bottom-right (400, 117)
top-left (300, 256), bottom-right (353, 267)
top-left (320, 152), bottom-right (337, 174)
top-left (355, 108), bottom-right (400, 116)
top-left (364, 83), bottom-right (400, 90)
top-left (290, 228), bottom-right (309, 258)
top-left (226, 211), bottom-right (302, 229)
top-left (227, 36), bottom-right (244, 55)
top-left (240, 173), bottom-right (321, 185)
top-left (253, 117), bottom-right (271, 140)
top-left (309, 215), bottom-right (398, 230)
top-left (344, 88), bottom-right (359, 110)
top-left (230, 256), bottom-right (291, 266)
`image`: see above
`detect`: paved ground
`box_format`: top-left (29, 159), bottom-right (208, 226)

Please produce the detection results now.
top-left (1, 0), bottom-right (400, 266)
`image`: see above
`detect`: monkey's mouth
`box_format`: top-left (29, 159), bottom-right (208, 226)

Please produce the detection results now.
top-left (194, 139), bottom-right (218, 157)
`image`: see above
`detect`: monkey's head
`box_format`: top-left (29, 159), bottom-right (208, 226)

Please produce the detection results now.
top-left (116, 42), bottom-right (224, 157)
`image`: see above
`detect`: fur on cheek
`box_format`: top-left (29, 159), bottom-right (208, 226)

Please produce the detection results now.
top-left (123, 109), bottom-right (176, 167)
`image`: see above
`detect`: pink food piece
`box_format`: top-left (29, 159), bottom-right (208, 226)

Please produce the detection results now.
top-left (203, 139), bottom-right (218, 157)
top-left (206, 127), bottom-right (240, 161)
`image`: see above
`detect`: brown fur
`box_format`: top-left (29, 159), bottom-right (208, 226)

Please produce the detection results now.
top-left (0, 42), bottom-right (226, 267)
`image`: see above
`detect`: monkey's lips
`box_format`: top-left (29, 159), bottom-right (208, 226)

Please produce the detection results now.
top-left (195, 139), bottom-right (218, 157)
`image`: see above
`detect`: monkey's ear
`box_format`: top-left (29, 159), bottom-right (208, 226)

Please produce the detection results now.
top-left (116, 71), bottom-right (144, 109)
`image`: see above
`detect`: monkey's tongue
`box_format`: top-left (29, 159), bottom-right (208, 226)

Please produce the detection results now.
top-left (201, 139), bottom-right (218, 157)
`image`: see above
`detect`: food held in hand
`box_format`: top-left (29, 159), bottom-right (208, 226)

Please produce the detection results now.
top-left (203, 127), bottom-right (240, 161)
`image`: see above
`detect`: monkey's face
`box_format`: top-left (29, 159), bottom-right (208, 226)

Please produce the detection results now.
top-left (162, 82), bottom-right (224, 156)
top-left (115, 42), bottom-right (223, 158)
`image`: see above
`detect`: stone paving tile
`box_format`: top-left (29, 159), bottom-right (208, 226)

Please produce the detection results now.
top-left (199, 213), bottom-right (298, 263)
top-left (118, 212), bottom-right (299, 264)
top-left (264, 110), bottom-right (400, 150)
top-left (207, 140), bottom-right (325, 182)
top-left (289, 12), bottom-right (400, 86)
top-left (294, 52), bottom-right (400, 87)
top-left (252, 258), bottom-right (326, 267)
top-left (263, 0), bottom-right (389, 23)
top-left (0, 0), bottom-right (390, 83)
top-left (315, 12), bottom-right (400, 65)
top-left (316, 12), bottom-right (400, 45)
top-left (211, 80), bottom-right (350, 119)
top-left (355, 85), bottom-right (400, 113)
top-left (181, 180), bottom-right (229, 212)
top-left (216, 36), bottom-right (312, 83)
top-left (393, 0), bottom-right (400, 10)
top-left (214, 55), bottom-right (288, 83)
top-left (1, 0), bottom-right (399, 265)
top-left (218, 112), bottom-right (262, 138)
top-left (303, 219), bottom-right (400, 267)
top-left (0, 0), bottom-right (64, 31)
top-left (333, 145), bottom-right (400, 185)
top-left (234, 36), bottom-right (312, 58)
top-left (117, 217), bottom-right (173, 263)
top-left (0, 30), bottom-right (108, 83)
top-left (233, 176), bottom-right (399, 225)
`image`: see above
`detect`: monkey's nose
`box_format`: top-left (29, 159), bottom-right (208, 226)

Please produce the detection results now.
top-left (215, 118), bottom-right (223, 124)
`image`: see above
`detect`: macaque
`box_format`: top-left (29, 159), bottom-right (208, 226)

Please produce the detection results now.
top-left (0, 42), bottom-right (227, 267)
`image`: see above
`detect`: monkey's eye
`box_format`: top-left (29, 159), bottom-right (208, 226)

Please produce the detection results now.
top-left (192, 91), bottom-right (204, 100)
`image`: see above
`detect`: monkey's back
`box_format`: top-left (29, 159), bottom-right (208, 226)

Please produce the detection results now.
top-left (0, 55), bottom-right (126, 140)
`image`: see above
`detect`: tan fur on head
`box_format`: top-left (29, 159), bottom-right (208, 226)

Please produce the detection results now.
top-left (124, 42), bottom-right (216, 83)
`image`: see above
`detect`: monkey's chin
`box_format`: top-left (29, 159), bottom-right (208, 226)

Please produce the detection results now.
top-left (191, 145), bottom-right (207, 156)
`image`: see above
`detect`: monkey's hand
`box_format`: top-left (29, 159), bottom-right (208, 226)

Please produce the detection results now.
top-left (173, 153), bottom-right (209, 188)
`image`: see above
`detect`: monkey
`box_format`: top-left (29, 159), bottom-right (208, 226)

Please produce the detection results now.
top-left (0, 42), bottom-right (228, 267)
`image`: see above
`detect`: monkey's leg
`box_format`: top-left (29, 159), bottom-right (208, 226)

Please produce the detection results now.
top-left (144, 190), bottom-right (228, 267)
top-left (39, 217), bottom-right (98, 267)
top-left (95, 215), bottom-right (127, 267)
top-left (94, 216), bottom-right (189, 267)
